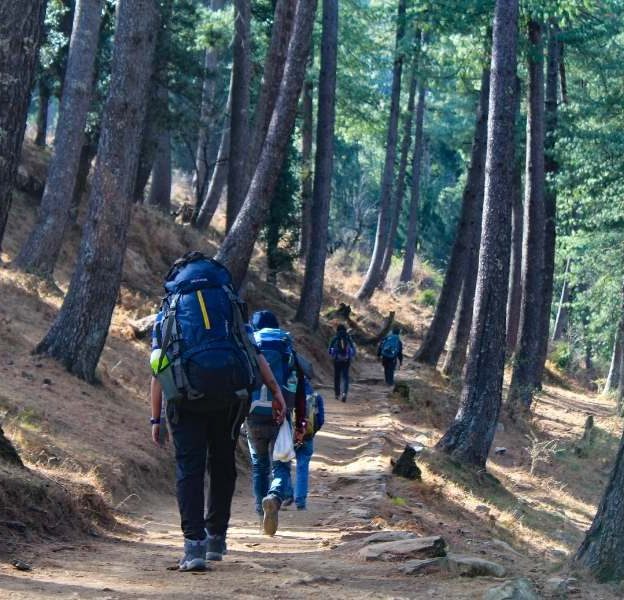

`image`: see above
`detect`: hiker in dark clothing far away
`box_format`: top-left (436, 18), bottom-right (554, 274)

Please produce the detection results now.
top-left (378, 326), bottom-right (403, 386)
top-left (149, 253), bottom-right (286, 573)
top-left (328, 324), bottom-right (356, 402)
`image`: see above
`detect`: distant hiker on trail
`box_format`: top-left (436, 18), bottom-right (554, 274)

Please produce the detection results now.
top-left (378, 326), bottom-right (403, 385)
top-left (246, 310), bottom-right (307, 537)
top-left (328, 323), bottom-right (356, 402)
top-left (149, 253), bottom-right (286, 572)
top-left (281, 377), bottom-right (325, 511)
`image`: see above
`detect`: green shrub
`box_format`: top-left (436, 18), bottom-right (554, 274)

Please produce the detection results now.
top-left (550, 342), bottom-right (572, 371)
top-left (417, 289), bottom-right (438, 308)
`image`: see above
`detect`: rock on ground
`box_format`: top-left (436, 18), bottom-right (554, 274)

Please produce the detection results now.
top-left (483, 578), bottom-right (540, 600)
top-left (359, 536), bottom-right (446, 561)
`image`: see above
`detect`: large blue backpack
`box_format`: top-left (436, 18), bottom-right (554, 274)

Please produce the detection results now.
top-left (249, 328), bottom-right (297, 419)
top-left (154, 253), bottom-right (259, 407)
top-left (381, 334), bottom-right (401, 359)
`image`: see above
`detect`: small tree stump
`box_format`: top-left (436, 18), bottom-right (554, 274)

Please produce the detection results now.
top-left (392, 445), bottom-right (421, 480)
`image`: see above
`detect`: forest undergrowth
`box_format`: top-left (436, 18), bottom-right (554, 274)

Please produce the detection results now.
top-left (0, 143), bottom-right (623, 597)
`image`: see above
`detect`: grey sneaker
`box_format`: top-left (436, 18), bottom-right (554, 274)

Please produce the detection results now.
top-left (262, 494), bottom-right (281, 536)
top-left (178, 536), bottom-right (207, 571)
top-left (206, 533), bottom-right (225, 561)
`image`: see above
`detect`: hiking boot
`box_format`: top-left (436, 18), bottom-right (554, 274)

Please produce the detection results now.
top-left (206, 533), bottom-right (226, 561)
top-left (281, 496), bottom-right (294, 509)
top-left (341, 393), bottom-right (347, 403)
top-left (178, 536), bottom-right (207, 572)
top-left (335, 396), bottom-right (341, 402)
top-left (296, 504), bottom-right (306, 511)
top-left (262, 494), bottom-right (281, 536)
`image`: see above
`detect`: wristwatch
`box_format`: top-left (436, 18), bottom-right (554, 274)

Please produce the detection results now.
top-left (150, 417), bottom-right (161, 425)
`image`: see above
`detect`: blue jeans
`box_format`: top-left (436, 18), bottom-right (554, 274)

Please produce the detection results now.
top-left (382, 357), bottom-right (397, 385)
top-left (246, 420), bottom-right (292, 514)
top-left (294, 439), bottom-right (314, 508)
top-left (334, 361), bottom-right (350, 398)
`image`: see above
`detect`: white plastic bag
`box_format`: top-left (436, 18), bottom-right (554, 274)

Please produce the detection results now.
top-left (272, 420), bottom-right (295, 462)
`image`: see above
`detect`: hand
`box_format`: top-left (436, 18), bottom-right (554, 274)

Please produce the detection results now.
top-left (272, 396), bottom-right (286, 424)
top-left (294, 428), bottom-right (305, 444)
top-left (151, 424), bottom-right (166, 447)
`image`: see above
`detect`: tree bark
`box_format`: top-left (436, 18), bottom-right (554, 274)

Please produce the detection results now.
top-left (442, 67), bottom-right (491, 379)
top-left (574, 427), bottom-right (624, 581)
top-left (69, 140), bottom-right (97, 221)
top-left (34, 77), bottom-right (51, 147)
top-left (294, 0), bottom-right (338, 330)
top-left (299, 62), bottom-right (314, 260)
top-left (379, 38), bottom-right (421, 286)
top-left (534, 21), bottom-right (560, 387)
top-left (508, 20), bottom-right (546, 415)
top-left (505, 149), bottom-right (523, 355)
top-left (244, 0), bottom-right (296, 197)
top-left (0, 0), bottom-right (47, 251)
top-left (415, 66), bottom-right (491, 367)
top-left (193, 75), bottom-right (232, 229)
top-left (552, 256), bottom-right (571, 340)
top-left (356, 0), bottom-right (407, 300)
top-left (436, 0), bottom-right (519, 468)
top-left (225, 0), bottom-right (251, 232)
top-left (604, 328), bottom-right (622, 396)
top-left (193, 0), bottom-right (227, 206)
top-left (215, 0), bottom-right (318, 289)
top-left (35, 0), bottom-right (158, 382)
top-left (399, 83), bottom-right (426, 283)
top-left (15, 0), bottom-right (104, 277)
top-left (147, 128), bottom-right (171, 214)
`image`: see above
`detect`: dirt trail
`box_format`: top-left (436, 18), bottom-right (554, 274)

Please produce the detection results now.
top-left (0, 369), bottom-right (448, 600)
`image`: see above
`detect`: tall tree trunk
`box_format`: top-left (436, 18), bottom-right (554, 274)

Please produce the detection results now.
top-left (415, 66), bottom-right (491, 367)
top-left (215, 0), bottom-right (318, 289)
top-left (379, 38), bottom-right (421, 286)
top-left (244, 0), bottom-right (296, 196)
top-left (435, 0), bottom-right (519, 468)
top-left (294, 0), bottom-right (338, 330)
top-left (399, 84), bottom-right (426, 283)
top-left (552, 256), bottom-right (571, 340)
top-left (193, 76), bottom-right (232, 229)
top-left (34, 78), bottom-right (51, 147)
top-left (574, 426), bottom-right (624, 580)
top-left (442, 67), bottom-right (491, 379)
top-left (505, 151), bottom-right (523, 355)
top-left (356, 0), bottom-right (407, 300)
top-left (225, 0), bottom-right (251, 232)
top-left (193, 0), bottom-right (227, 206)
top-left (0, 0), bottom-right (47, 251)
top-left (507, 20), bottom-right (546, 415)
top-left (534, 21), bottom-right (560, 387)
top-left (69, 140), bottom-right (97, 221)
top-left (299, 62), bottom-right (314, 260)
top-left (15, 0), bottom-right (104, 277)
top-left (604, 328), bottom-right (622, 396)
top-left (147, 128), bottom-right (171, 214)
top-left (35, 0), bottom-right (158, 382)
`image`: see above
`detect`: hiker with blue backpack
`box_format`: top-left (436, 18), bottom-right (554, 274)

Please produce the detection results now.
top-left (281, 377), bottom-right (325, 511)
top-left (245, 310), bottom-right (308, 536)
top-left (378, 326), bottom-right (403, 385)
top-left (149, 253), bottom-right (287, 572)
top-left (328, 324), bottom-right (356, 402)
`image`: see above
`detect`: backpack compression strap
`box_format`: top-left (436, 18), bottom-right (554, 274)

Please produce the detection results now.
top-left (157, 293), bottom-right (180, 372)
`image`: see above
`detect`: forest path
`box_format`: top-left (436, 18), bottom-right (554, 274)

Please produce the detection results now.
top-left (0, 365), bottom-right (457, 600)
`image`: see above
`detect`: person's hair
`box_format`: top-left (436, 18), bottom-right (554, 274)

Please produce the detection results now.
top-left (337, 323), bottom-right (347, 333)
top-left (251, 310), bottom-right (280, 330)
top-left (392, 326), bottom-right (401, 335)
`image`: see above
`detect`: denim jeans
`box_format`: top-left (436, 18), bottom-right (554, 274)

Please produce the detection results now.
top-left (168, 403), bottom-right (244, 540)
top-left (382, 357), bottom-right (397, 385)
top-left (333, 361), bottom-right (350, 398)
top-left (245, 420), bottom-right (292, 514)
top-left (294, 439), bottom-right (314, 508)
